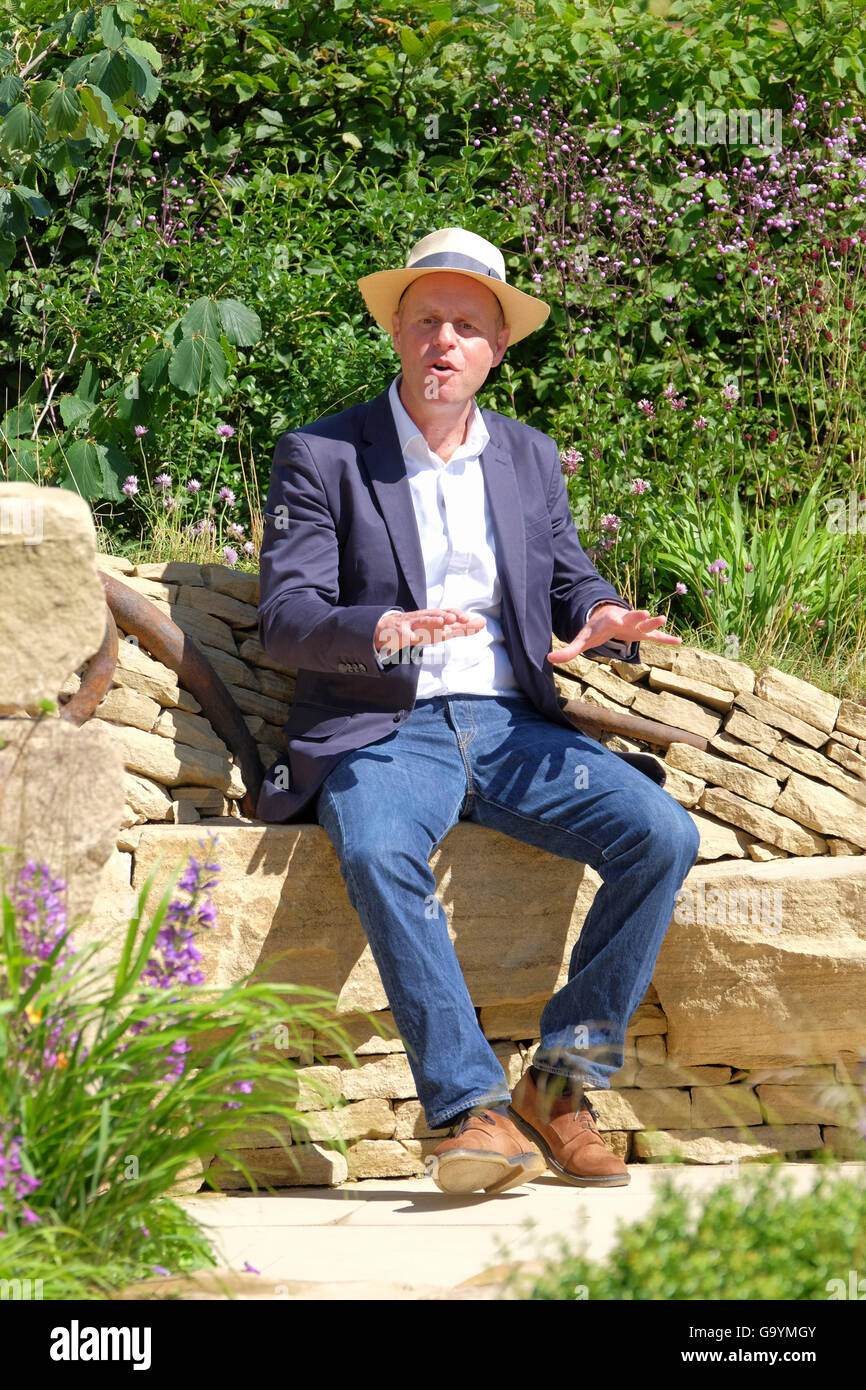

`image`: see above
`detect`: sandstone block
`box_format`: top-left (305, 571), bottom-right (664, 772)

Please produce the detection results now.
top-left (480, 1000), bottom-right (545, 1040)
top-left (631, 687), bottom-right (722, 738)
top-left (773, 771), bottom-right (866, 849)
top-left (747, 842), bottom-right (788, 862)
top-left (700, 787), bottom-right (827, 855)
top-left (171, 603), bottom-right (238, 656)
top-left (113, 637), bottom-right (180, 705)
top-left (0, 484), bottom-right (110, 712)
top-left (636, 1065), bottom-right (733, 1088)
top-left (821, 1127), bottom-right (866, 1158)
top-left (95, 685), bottom-right (161, 732)
top-left (756, 1083), bottom-right (861, 1126)
top-left (301, 1099), bottom-right (396, 1143)
top-left (109, 572), bottom-right (177, 605)
top-left (98, 722), bottom-right (236, 792)
top-left (635, 1035), bottom-right (666, 1066)
top-left (754, 667), bottom-right (839, 734)
top-left (177, 583), bottom-right (259, 629)
top-left (201, 563), bottom-right (260, 606)
top-left (153, 708), bottom-right (229, 756)
top-left (394, 1101), bottom-right (450, 1141)
top-left (346, 1140), bottom-right (425, 1180)
top-left (723, 710), bottom-right (781, 755)
top-left (339, 1054), bottom-right (417, 1101)
top-left (667, 744), bottom-right (781, 808)
top-left (134, 560), bottom-right (203, 585)
top-left (124, 771), bottom-right (172, 822)
top-left (672, 647), bottom-right (755, 694)
top-left (734, 692), bottom-right (827, 749)
top-left (688, 809), bottom-right (753, 860)
top-left (96, 551), bottom-right (135, 574)
top-left (770, 739), bottom-right (866, 807)
top-left (626, 1003), bottom-right (668, 1037)
top-left (633, 1125), bottom-right (822, 1162)
top-left (585, 1088), bottom-right (690, 1131)
top-left (825, 739), bottom-right (866, 780)
top-left (648, 668), bottom-right (735, 712)
top-left (828, 837), bottom-right (862, 856)
top-left (835, 699), bottom-right (866, 740)
top-left (208, 1143), bottom-right (347, 1190)
top-left (709, 731), bottom-right (780, 777)
top-left (610, 659), bottom-right (651, 683)
top-left (690, 1086), bottom-right (763, 1127)
top-left (654, 856), bottom-right (866, 1066)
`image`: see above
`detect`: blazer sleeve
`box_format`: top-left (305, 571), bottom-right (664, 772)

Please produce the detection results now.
top-left (258, 429), bottom-right (396, 676)
top-left (544, 439), bottom-right (640, 665)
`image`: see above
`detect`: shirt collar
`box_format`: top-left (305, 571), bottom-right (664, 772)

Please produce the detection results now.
top-left (388, 373), bottom-right (490, 465)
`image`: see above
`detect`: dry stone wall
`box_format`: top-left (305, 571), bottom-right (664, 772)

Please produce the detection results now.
top-left (72, 554), bottom-right (866, 1184)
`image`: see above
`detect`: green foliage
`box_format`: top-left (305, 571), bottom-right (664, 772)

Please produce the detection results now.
top-left (513, 1160), bottom-right (866, 1300)
top-left (0, 829), bottom-right (367, 1296)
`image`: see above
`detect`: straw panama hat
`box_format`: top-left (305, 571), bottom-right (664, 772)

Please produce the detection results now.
top-left (357, 227), bottom-right (551, 347)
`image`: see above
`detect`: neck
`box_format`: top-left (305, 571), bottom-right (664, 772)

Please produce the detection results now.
top-left (397, 376), bottom-right (474, 463)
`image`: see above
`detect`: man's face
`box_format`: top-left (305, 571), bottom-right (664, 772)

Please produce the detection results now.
top-left (391, 271), bottom-right (510, 407)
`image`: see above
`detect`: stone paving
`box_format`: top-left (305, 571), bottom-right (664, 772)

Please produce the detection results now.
top-left (129, 1161), bottom-right (866, 1300)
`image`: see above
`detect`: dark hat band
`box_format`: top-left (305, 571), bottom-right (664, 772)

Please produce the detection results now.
top-left (409, 251), bottom-right (503, 280)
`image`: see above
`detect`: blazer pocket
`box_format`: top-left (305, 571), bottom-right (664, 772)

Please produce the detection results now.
top-left (285, 703), bottom-right (353, 741)
top-left (524, 512), bottom-right (552, 540)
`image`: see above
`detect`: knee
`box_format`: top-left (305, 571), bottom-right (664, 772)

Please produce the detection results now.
top-left (647, 796), bottom-right (701, 870)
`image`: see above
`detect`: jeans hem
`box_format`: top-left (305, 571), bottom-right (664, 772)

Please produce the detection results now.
top-left (529, 1062), bottom-right (609, 1091)
top-left (430, 1091), bottom-right (514, 1131)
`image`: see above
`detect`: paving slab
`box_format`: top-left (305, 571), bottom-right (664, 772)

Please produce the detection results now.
top-left (175, 1163), bottom-right (866, 1299)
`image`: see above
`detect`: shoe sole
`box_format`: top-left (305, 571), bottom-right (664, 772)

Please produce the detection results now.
top-left (508, 1107), bottom-right (631, 1187)
top-left (431, 1148), bottom-right (547, 1195)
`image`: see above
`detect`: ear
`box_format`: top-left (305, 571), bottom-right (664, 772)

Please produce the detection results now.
top-left (491, 325), bottom-right (510, 368)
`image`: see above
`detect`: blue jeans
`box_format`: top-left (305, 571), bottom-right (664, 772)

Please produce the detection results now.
top-left (315, 692), bottom-right (700, 1131)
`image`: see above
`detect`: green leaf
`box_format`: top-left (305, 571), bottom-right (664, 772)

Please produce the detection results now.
top-left (706, 178), bottom-right (726, 204)
top-left (341, 130), bottom-right (361, 149)
top-left (41, 85), bottom-right (83, 139)
top-left (0, 188), bottom-right (29, 238)
top-left (15, 183), bottom-right (49, 218)
top-left (124, 35), bottom-right (163, 72)
top-left (169, 334), bottom-right (227, 397)
top-left (179, 296), bottom-right (222, 340)
top-left (124, 50), bottom-right (161, 105)
top-left (59, 395), bottom-right (93, 428)
top-left (70, 362), bottom-right (96, 402)
top-left (400, 27), bottom-right (426, 62)
top-left (1, 102), bottom-right (46, 154)
top-left (649, 320), bottom-right (666, 344)
top-left (140, 348), bottom-right (171, 391)
top-left (0, 74), bottom-right (23, 114)
top-left (217, 297), bottom-right (261, 347)
top-left (88, 48), bottom-right (134, 104)
top-left (61, 439), bottom-right (103, 499)
top-left (99, 5), bottom-right (127, 48)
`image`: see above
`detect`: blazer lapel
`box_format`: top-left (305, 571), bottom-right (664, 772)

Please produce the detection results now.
top-left (360, 386), bottom-right (428, 612)
top-left (479, 415), bottom-right (527, 635)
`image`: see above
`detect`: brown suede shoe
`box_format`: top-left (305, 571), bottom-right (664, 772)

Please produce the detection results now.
top-left (509, 1072), bottom-right (630, 1187)
top-left (428, 1109), bottom-right (546, 1195)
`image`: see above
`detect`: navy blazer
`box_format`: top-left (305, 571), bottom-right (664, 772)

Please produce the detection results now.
top-left (255, 380), bottom-right (643, 823)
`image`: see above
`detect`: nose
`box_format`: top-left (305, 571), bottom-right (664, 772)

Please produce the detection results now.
top-left (432, 320), bottom-right (459, 351)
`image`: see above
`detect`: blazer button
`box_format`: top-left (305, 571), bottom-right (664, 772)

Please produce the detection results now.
top-left (392, 710), bottom-right (405, 723)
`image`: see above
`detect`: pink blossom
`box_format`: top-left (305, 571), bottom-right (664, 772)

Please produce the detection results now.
top-left (122, 476), bottom-right (139, 497)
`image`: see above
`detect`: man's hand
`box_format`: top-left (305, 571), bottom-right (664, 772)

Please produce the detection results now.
top-left (375, 608), bottom-right (486, 658)
top-left (548, 602), bottom-right (681, 665)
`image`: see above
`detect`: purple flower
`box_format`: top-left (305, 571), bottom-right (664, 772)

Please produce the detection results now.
top-left (560, 447), bottom-right (583, 476)
top-left (243, 541), bottom-right (255, 556)
top-left (703, 587), bottom-right (712, 596)
top-left (694, 416), bottom-right (709, 430)
top-left (243, 1261), bottom-right (260, 1275)
top-left (722, 383), bottom-right (739, 406)
top-left (134, 425), bottom-right (149, 438)
top-left (226, 521), bottom-right (245, 538)
top-left (637, 399), bottom-right (655, 417)
top-left (744, 561), bottom-right (754, 572)
top-left (218, 487), bottom-right (236, 507)
top-left (186, 479), bottom-right (201, 493)
top-left (154, 473), bottom-right (172, 491)
top-left (123, 475), bottom-right (139, 497)
top-left (629, 478), bottom-right (650, 495)
top-left (708, 558), bottom-right (728, 575)
top-left (216, 424), bottom-right (235, 440)
top-left (600, 513), bottom-right (621, 533)
top-left (152, 1265), bottom-right (170, 1277)
top-left (675, 582), bottom-right (687, 595)
top-left (223, 546), bottom-right (238, 566)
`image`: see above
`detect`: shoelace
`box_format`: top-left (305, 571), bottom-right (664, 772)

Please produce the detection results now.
top-left (449, 1109), bottom-right (497, 1138)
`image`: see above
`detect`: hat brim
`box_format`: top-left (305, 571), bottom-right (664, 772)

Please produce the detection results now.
top-left (356, 266), bottom-right (550, 347)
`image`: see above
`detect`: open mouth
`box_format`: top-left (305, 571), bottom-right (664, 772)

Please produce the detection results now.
top-left (428, 362), bottom-right (459, 379)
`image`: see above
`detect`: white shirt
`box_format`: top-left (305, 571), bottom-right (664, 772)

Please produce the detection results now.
top-left (376, 374), bottom-right (522, 697)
